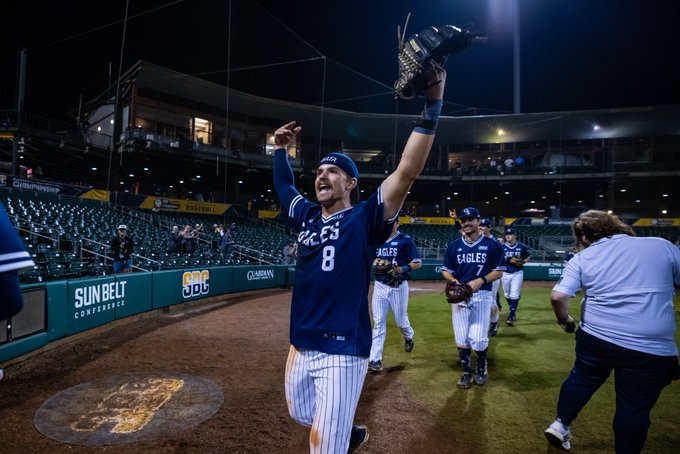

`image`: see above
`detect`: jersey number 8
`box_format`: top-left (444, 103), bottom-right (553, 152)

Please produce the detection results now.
top-left (321, 245), bottom-right (335, 271)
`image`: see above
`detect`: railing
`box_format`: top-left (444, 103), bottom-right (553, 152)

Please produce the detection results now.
top-left (232, 244), bottom-right (280, 265)
top-left (79, 238), bottom-right (162, 272)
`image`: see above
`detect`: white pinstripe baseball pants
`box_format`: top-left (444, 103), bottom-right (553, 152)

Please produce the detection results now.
top-left (451, 290), bottom-right (493, 351)
top-left (490, 279), bottom-right (501, 323)
top-left (501, 270), bottom-right (524, 300)
top-left (285, 346), bottom-right (367, 454)
top-left (369, 280), bottom-right (414, 362)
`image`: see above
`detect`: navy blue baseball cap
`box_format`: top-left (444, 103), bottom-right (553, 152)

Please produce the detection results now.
top-left (319, 152), bottom-right (359, 179)
top-left (480, 218), bottom-right (492, 227)
top-left (459, 207), bottom-right (481, 219)
top-left (505, 227), bottom-right (517, 235)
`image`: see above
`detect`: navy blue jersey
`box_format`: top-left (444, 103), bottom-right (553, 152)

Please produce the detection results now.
top-left (374, 232), bottom-right (421, 284)
top-left (286, 189), bottom-right (392, 357)
top-left (0, 203), bottom-right (35, 273)
top-left (443, 235), bottom-right (504, 290)
top-left (502, 241), bottom-right (531, 273)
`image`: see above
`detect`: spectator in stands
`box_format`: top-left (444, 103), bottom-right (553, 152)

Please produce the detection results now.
top-left (167, 225), bottom-right (181, 253)
top-left (110, 224), bottom-right (134, 274)
top-left (218, 225), bottom-right (231, 255)
top-left (180, 224), bottom-right (196, 254)
top-left (227, 222), bottom-right (238, 239)
top-left (282, 241), bottom-right (297, 265)
top-left (504, 156), bottom-right (514, 173)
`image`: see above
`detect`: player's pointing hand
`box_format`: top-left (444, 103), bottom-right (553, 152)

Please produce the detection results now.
top-left (275, 121), bottom-right (302, 148)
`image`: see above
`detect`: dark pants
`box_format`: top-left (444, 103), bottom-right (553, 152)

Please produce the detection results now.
top-left (556, 329), bottom-right (677, 454)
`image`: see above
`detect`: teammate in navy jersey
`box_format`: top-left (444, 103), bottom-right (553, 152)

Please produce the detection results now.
top-left (1, 202), bottom-right (36, 381)
top-left (274, 63), bottom-right (447, 453)
top-left (0, 202), bottom-right (35, 322)
top-left (501, 228), bottom-right (531, 326)
top-left (368, 218), bottom-right (422, 372)
top-left (441, 207), bottom-right (505, 388)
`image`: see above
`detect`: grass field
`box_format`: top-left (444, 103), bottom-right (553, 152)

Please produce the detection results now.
top-left (378, 285), bottom-right (680, 453)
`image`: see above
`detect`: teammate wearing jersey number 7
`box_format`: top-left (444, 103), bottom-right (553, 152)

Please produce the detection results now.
top-left (273, 63), bottom-right (447, 453)
top-left (441, 207), bottom-right (505, 389)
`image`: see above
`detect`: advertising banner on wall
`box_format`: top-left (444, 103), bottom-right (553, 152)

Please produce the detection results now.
top-left (139, 196), bottom-right (230, 215)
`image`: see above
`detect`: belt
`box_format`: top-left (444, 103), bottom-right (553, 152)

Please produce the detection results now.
top-left (384, 280), bottom-right (404, 288)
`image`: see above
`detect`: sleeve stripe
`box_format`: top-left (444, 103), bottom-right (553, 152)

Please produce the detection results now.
top-left (0, 251), bottom-right (32, 261)
top-left (0, 259), bottom-right (36, 274)
top-left (289, 195), bottom-right (303, 218)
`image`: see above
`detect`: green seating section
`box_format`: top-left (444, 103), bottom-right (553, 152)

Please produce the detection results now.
top-left (398, 224), bottom-right (458, 248)
top-left (2, 195), bottom-right (293, 282)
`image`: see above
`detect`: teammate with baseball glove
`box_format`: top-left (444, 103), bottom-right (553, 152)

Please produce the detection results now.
top-left (441, 207), bottom-right (505, 389)
top-left (373, 258), bottom-right (397, 285)
top-left (501, 228), bottom-right (531, 326)
top-left (394, 20), bottom-right (482, 100)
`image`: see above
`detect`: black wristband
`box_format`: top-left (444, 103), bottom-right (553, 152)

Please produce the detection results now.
top-left (481, 275), bottom-right (488, 284)
top-left (414, 118), bottom-right (436, 130)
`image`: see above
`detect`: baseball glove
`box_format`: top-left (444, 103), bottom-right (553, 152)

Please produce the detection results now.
top-left (394, 22), bottom-right (478, 101)
top-left (373, 258), bottom-right (396, 283)
top-left (445, 281), bottom-right (473, 304)
top-left (509, 257), bottom-right (524, 268)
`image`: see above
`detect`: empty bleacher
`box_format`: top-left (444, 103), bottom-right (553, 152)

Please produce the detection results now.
top-left (2, 193), bottom-right (294, 283)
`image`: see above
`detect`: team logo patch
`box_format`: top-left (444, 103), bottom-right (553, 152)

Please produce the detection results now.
top-left (479, 245), bottom-right (488, 251)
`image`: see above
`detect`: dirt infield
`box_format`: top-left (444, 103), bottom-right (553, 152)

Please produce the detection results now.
top-left (0, 281), bottom-right (551, 453)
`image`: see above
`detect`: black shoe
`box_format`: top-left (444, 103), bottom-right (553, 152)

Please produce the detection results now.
top-left (404, 338), bottom-right (414, 353)
top-left (488, 322), bottom-right (499, 337)
top-left (368, 360), bottom-right (383, 372)
top-left (348, 425), bottom-right (369, 453)
top-left (457, 372), bottom-right (473, 389)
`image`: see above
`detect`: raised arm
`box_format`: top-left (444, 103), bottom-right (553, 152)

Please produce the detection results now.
top-left (381, 63), bottom-right (446, 219)
top-left (273, 121), bottom-right (303, 210)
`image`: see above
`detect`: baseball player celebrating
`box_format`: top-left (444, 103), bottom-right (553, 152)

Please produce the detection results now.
top-left (441, 207), bottom-right (504, 388)
top-left (368, 218), bottom-right (422, 372)
top-left (274, 63), bottom-right (447, 453)
top-left (479, 218), bottom-right (502, 336)
top-left (501, 227), bottom-right (531, 326)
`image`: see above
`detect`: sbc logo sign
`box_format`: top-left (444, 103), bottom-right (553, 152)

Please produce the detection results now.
top-left (182, 270), bottom-right (209, 298)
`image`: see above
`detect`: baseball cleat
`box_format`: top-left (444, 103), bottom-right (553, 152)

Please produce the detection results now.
top-left (368, 360), bottom-right (383, 372)
top-left (544, 419), bottom-right (572, 450)
top-left (348, 425), bottom-right (369, 453)
top-left (404, 338), bottom-right (414, 352)
top-left (488, 321), bottom-right (499, 337)
top-left (474, 372), bottom-right (488, 385)
top-left (457, 372), bottom-right (473, 389)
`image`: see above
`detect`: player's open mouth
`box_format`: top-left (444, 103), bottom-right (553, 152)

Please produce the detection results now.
top-left (317, 184), bottom-right (331, 195)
